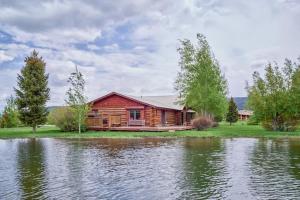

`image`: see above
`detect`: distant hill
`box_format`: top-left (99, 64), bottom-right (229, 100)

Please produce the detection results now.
top-left (46, 106), bottom-right (64, 112)
top-left (233, 97), bottom-right (248, 110)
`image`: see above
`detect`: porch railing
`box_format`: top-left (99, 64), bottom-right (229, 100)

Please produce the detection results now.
top-left (128, 119), bottom-right (145, 126)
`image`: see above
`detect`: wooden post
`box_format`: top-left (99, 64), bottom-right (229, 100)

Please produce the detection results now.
top-left (183, 109), bottom-right (187, 126)
top-left (109, 115), bottom-right (111, 128)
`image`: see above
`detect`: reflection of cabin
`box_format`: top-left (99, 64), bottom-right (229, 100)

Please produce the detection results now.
top-left (238, 110), bottom-right (253, 120)
top-left (87, 92), bottom-right (195, 131)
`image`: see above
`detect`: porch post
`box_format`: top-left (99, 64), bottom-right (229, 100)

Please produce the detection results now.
top-left (183, 109), bottom-right (187, 126)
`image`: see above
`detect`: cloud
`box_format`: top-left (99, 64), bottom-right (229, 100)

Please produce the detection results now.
top-left (0, 0), bottom-right (300, 110)
top-left (0, 50), bottom-right (13, 63)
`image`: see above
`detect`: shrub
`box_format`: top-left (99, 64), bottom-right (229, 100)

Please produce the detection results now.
top-left (247, 115), bottom-right (259, 125)
top-left (213, 115), bottom-right (223, 122)
top-left (48, 107), bottom-right (87, 132)
top-left (262, 119), bottom-right (298, 132)
top-left (0, 111), bottom-right (21, 128)
top-left (0, 96), bottom-right (21, 128)
top-left (192, 116), bottom-right (213, 131)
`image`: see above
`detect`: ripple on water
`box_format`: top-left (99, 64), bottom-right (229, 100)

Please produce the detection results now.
top-left (0, 138), bottom-right (300, 199)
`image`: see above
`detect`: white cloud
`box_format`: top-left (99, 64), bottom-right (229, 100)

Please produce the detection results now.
top-left (0, 50), bottom-right (14, 63)
top-left (0, 0), bottom-right (300, 110)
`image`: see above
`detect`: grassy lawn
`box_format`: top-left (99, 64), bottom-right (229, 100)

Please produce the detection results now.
top-left (1, 122), bottom-right (300, 139)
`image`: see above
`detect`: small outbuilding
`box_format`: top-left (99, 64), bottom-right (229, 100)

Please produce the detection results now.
top-left (238, 110), bottom-right (253, 120)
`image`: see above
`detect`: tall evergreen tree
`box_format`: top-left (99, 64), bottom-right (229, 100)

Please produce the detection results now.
top-left (226, 97), bottom-right (239, 125)
top-left (15, 50), bottom-right (50, 132)
top-left (65, 66), bottom-right (89, 134)
top-left (175, 33), bottom-right (228, 119)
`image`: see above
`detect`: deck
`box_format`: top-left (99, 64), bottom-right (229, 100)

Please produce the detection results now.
top-left (88, 125), bottom-right (193, 132)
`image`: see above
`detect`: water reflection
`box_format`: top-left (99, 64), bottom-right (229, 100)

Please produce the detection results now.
top-left (180, 138), bottom-right (226, 199)
top-left (288, 139), bottom-right (300, 180)
top-left (249, 139), bottom-right (300, 199)
top-left (0, 137), bottom-right (300, 199)
top-left (16, 139), bottom-right (46, 200)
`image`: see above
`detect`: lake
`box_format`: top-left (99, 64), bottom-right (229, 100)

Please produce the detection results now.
top-left (0, 137), bottom-right (300, 200)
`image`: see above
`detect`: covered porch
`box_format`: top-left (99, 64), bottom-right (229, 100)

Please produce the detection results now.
top-left (86, 107), bottom-right (196, 132)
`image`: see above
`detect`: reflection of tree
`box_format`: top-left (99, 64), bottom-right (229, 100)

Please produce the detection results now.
top-left (288, 139), bottom-right (300, 180)
top-left (59, 138), bottom-right (178, 198)
top-left (63, 141), bottom-right (85, 197)
top-left (249, 139), bottom-right (300, 199)
top-left (70, 138), bottom-right (174, 158)
top-left (17, 139), bottom-right (46, 199)
top-left (180, 138), bottom-right (225, 199)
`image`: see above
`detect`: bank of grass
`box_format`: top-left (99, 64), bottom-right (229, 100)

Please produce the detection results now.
top-left (1, 121), bottom-right (300, 139)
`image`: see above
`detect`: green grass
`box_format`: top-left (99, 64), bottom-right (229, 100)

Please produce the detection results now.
top-left (1, 122), bottom-right (300, 139)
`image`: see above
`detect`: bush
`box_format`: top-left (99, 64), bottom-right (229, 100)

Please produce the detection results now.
top-left (247, 115), bottom-right (259, 125)
top-left (0, 111), bottom-right (21, 128)
top-left (80, 124), bottom-right (87, 132)
top-left (262, 119), bottom-right (298, 132)
top-left (48, 107), bottom-right (87, 132)
top-left (192, 116), bottom-right (213, 131)
top-left (0, 96), bottom-right (21, 128)
top-left (213, 115), bottom-right (223, 122)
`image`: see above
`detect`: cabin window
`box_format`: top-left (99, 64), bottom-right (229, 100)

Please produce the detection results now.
top-left (103, 118), bottom-right (108, 125)
top-left (88, 109), bottom-right (98, 117)
top-left (130, 110), bottom-right (141, 120)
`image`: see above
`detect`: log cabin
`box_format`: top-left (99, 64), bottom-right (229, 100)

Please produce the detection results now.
top-left (86, 92), bottom-right (195, 131)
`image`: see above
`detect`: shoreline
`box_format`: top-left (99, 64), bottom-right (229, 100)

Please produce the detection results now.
top-left (1, 123), bottom-right (300, 139)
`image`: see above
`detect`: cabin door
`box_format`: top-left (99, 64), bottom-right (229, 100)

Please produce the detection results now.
top-left (110, 115), bottom-right (121, 127)
top-left (161, 110), bottom-right (166, 126)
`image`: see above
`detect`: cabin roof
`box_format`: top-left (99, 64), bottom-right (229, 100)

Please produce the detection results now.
top-left (90, 92), bottom-right (184, 110)
top-left (238, 110), bottom-right (253, 116)
top-left (130, 95), bottom-right (184, 110)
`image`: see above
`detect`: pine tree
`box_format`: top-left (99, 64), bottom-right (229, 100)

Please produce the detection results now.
top-left (226, 97), bottom-right (239, 125)
top-left (65, 66), bottom-right (89, 134)
top-left (14, 50), bottom-right (50, 132)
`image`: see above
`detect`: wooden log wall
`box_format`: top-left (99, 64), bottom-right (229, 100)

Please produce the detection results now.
top-left (165, 110), bottom-right (176, 125)
top-left (98, 108), bottom-right (127, 127)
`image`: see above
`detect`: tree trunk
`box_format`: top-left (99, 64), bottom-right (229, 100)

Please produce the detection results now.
top-left (78, 113), bottom-right (81, 134)
top-left (33, 125), bottom-right (36, 133)
top-left (272, 118), bottom-right (279, 131)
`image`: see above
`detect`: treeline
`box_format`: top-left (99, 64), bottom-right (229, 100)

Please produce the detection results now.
top-left (175, 33), bottom-right (300, 131)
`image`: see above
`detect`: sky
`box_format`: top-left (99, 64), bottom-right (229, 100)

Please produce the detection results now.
top-left (0, 0), bottom-right (300, 110)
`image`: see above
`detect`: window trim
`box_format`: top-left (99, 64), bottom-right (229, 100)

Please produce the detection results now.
top-left (129, 109), bottom-right (141, 120)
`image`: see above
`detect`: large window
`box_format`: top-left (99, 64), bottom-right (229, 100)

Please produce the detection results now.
top-left (130, 110), bottom-right (141, 120)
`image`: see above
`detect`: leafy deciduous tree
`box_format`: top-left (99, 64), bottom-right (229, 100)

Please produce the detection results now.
top-left (247, 59), bottom-right (300, 131)
top-left (175, 33), bottom-right (228, 120)
top-left (65, 66), bottom-right (89, 134)
top-left (0, 96), bottom-right (21, 128)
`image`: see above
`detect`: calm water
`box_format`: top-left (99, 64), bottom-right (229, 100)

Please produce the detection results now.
top-left (0, 138), bottom-right (300, 200)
